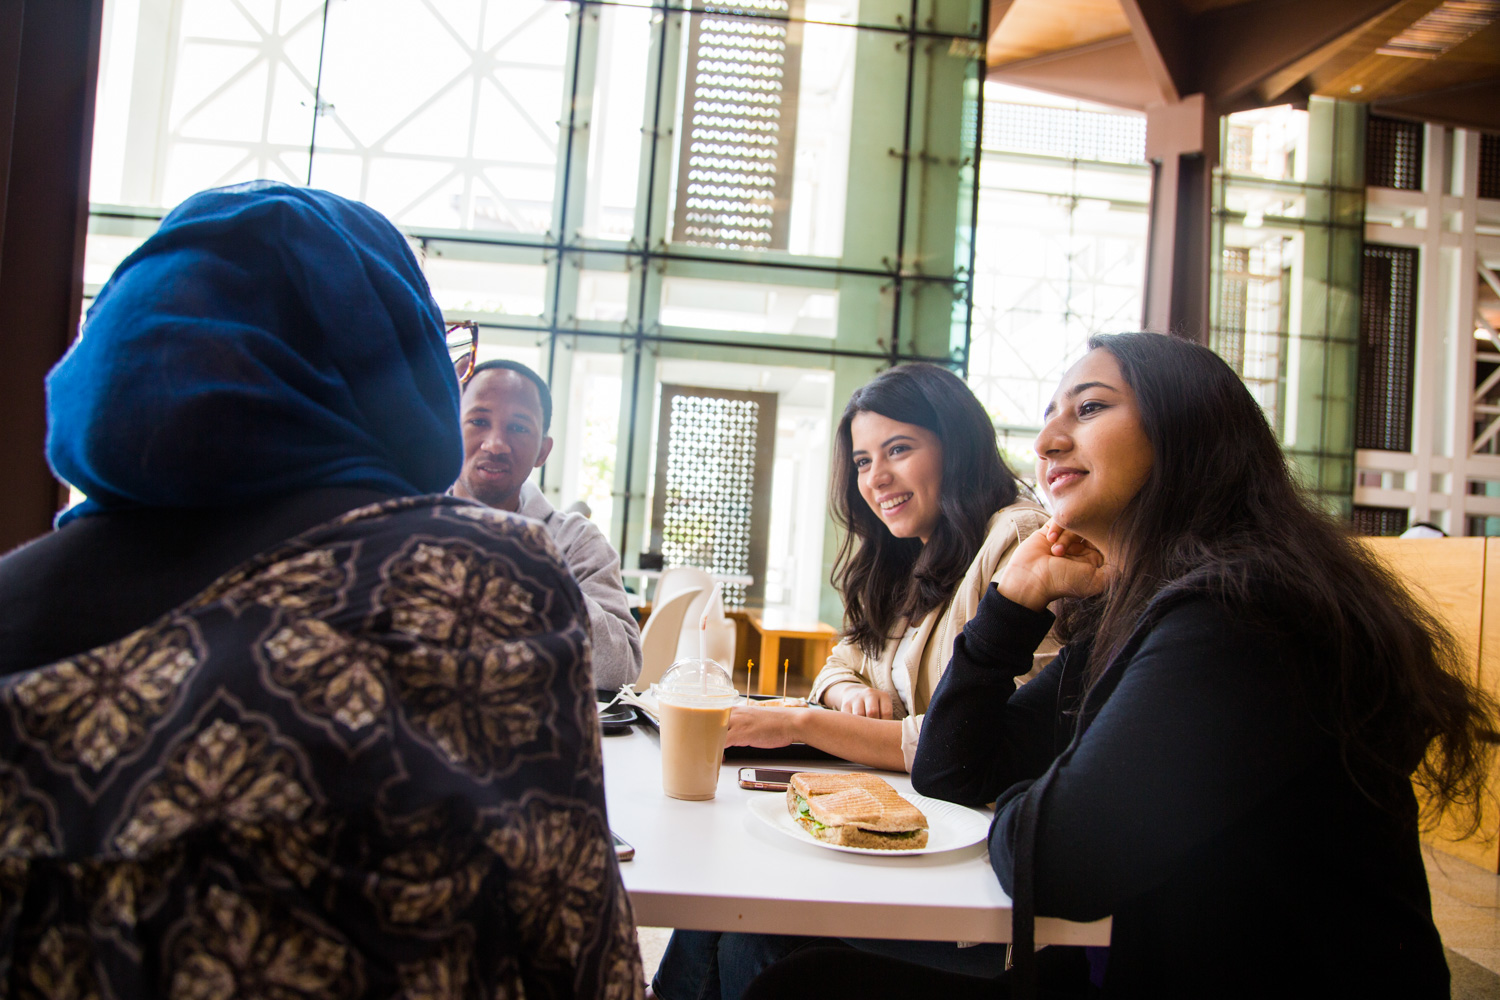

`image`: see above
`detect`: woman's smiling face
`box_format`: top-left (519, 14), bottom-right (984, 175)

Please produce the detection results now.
top-left (1034, 349), bottom-right (1154, 560)
top-left (850, 410), bottom-right (945, 545)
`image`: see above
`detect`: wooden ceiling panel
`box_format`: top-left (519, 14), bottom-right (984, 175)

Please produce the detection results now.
top-left (985, 0), bottom-right (1500, 132)
top-left (990, 36), bottom-right (1166, 109)
top-left (988, 0), bottom-right (1134, 67)
top-left (1307, 1), bottom-right (1500, 102)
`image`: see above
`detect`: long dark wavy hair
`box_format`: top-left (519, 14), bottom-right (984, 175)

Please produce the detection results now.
top-left (1061, 332), bottom-right (1496, 827)
top-left (831, 363), bottom-right (1023, 658)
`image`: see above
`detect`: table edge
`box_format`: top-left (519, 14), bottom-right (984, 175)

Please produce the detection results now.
top-left (627, 890), bottom-right (1112, 946)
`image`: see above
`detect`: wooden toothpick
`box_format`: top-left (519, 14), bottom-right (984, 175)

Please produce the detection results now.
top-left (745, 658), bottom-right (754, 700)
top-left (781, 658), bottom-right (790, 700)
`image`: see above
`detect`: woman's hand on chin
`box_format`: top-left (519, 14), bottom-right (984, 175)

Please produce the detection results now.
top-left (726, 705), bottom-right (804, 748)
top-left (995, 520), bottom-right (1112, 611)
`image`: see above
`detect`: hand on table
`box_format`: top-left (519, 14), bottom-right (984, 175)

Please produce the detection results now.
top-left (726, 706), bottom-right (805, 748)
top-left (995, 519), bottom-right (1112, 611)
top-left (837, 686), bottom-right (893, 720)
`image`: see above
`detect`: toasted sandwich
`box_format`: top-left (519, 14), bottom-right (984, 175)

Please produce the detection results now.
top-left (746, 696), bottom-right (808, 708)
top-left (785, 772), bottom-right (929, 850)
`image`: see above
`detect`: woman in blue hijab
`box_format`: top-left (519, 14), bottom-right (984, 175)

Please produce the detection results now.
top-left (0, 182), bottom-right (640, 999)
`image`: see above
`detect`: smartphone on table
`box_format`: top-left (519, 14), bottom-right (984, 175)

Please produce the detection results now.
top-left (611, 830), bottom-right (634, 861)
top-left (737, 767), bottom-right (803, 791)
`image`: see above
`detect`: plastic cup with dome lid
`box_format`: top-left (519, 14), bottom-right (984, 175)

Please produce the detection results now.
top-left (657, 657), bottom-right (737, 800)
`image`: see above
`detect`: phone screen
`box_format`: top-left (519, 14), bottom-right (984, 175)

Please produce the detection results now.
top-left (738, 767), bottom-right (800, 791)
top-left (611, 831), bottom-right (634, 861)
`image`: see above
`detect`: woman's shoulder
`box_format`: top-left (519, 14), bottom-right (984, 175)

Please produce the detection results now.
top-left (981, 500), bottom-right (1049, 550)
top-left (954, 500), bottom-right (1049, 585)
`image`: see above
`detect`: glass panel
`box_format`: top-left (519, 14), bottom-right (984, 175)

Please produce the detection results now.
top-left (1222, 106), bottom-right (1310, 182)
top-left (474, 340), bottom-right (542, 371)
top-left (312, 0), bottom-right (570, 233)
top-left (785, 15), bottom-right (855, 258)
top-left (659, 276), bottom-right (838, 336)
top-left (132, 0), bottom-right (326, 208)
top-left (967, 86), bottom-right (1151, 433)
top-left (1213, 98), bottom-right (1363, 503)
top-left (91, 0), bottom-right (143, 204)
top-left (579, 3), bottom-right (654, 241)
top-left (903, 36), bottom-right (984, 280)
top-left (562, 352), bottom-right (625, 533)
top-left (577, 268), bottom-right (634, 324)
top-left (82, 233), bottom-right (147, 292)
top-left (915, 0), bottom-right (984, 37)
top-left (424, 257), bottom-right (549, 319)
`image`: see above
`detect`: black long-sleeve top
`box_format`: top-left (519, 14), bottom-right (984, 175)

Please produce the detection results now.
top-left (912, 586), bottom-right (1448, 998)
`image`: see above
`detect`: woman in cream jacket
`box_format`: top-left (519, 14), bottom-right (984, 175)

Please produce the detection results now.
top-left (654, 363), bottom-right (1043, 1000)
top-left (803, 503), bottom-right (1049, 770)
top-left (726, 362), bottom-right (1046, 772)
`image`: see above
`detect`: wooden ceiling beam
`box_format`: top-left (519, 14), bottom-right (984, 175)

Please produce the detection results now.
top-left (1372, 78), bottom-right (1500, 132)
top-left (1118, 0), bottom-right (1186, 104)
top-left (1190, 0), bottom-right (1407, 105)
top-left (1253, 16), bottom-right (1393, 106)
top-left (987, 0), bottom-right (1019, 53)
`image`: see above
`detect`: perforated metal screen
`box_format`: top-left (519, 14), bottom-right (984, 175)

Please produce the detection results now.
top-left (651, 386), bottom-right (777, 608)
top-left (1216, 247), bottom-right (1249, 371)
top-left (1366, 116), bottom-right (1424, 191)
top-left (671, 1), bottom-right (803, 251)
top-left (1480, 132), bottom-right (1500, 200)
top-left (1351, 505), bottom-right (1410, 537)
top-left (1356, 244), bottom-right (1418, 452)
top-left (981, 102), bottom-right (1145, 164)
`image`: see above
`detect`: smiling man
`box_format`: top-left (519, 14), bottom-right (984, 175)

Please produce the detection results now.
top-left (453, 360), bottom-right (642, 689)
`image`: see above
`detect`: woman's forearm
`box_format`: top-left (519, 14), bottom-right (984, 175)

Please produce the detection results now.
top-left (795, 710), bottom-right (906, 771)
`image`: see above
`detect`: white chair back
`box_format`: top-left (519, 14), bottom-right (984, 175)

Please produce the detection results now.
top-left (636, 586), bottom-right (704, 688)
top-left (655, 566), bottom-right (717, 659)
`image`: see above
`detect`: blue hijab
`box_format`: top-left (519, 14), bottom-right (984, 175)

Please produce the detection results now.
top-left (47, 181), bottom-right (461, 525)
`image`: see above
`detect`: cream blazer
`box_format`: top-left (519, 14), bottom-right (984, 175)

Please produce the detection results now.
top-left (808, 501), bottom-right (1053, 772)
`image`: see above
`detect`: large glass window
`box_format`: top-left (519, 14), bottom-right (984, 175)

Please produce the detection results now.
top-left (966, 84), bottom-right (1150, 463)
top-left (85, 0), bottom-right (989, 627)
top-left (1211, 100), bottom-right (1365, 507)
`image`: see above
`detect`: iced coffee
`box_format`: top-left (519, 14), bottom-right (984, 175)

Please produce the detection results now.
top-left (656, 658), bottom-right (736, 800)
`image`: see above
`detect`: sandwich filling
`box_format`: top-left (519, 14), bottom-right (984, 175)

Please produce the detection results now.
top-left (791, 794), bottom-right (923, 842)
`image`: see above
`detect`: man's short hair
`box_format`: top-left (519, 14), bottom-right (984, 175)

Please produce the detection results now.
top-left (467, 359), bottom-right (552, 433)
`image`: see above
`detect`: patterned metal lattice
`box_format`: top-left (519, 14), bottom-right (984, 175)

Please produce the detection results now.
top-left (981, 102), bottom-right (1146, 165)
top-left (1212, 241), bottom-right (1289, 431)
top-left (1356, 245), bottom-right (1418, 452)
top-left (1366, 116), bottom-right (1424, 191)
top-left (671, 0), bottom-right (803, 250)
top-left (1224, 125), bottom-right (1255, 173)
top-left (1351, 505), bottom-right (1410, 537)
top-left (660, 395), bottom-right (761, 608)
top-left (1480, 132), bottom-right (1500, 201)
top-left (1215, 247), bottom-right (1250, 372)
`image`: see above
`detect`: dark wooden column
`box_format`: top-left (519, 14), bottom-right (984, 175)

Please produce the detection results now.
top-left (0, 0), bottom-right (104, 553)
top-left (1142, 94), bottom-right (1216, 343)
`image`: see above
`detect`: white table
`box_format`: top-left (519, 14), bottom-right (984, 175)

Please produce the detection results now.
top-left (602, 725), bottom-right (1111, 946)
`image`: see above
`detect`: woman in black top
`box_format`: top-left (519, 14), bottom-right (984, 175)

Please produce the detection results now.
top-left (745, 333), bottom-right (1495, 999)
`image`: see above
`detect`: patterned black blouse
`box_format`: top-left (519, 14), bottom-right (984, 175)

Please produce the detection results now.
top-left (0, 496), bottom-right (642, 999)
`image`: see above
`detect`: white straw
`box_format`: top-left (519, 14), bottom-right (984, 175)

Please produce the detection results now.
top-left (699, 582), bottom-right (723, 694)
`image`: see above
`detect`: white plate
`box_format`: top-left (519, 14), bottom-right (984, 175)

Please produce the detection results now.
top-left (747, 789), bottom-right (991, 856)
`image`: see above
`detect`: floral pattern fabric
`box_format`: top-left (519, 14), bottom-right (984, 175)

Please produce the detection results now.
top-left (0, 496), bottom-right (642, 1000)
